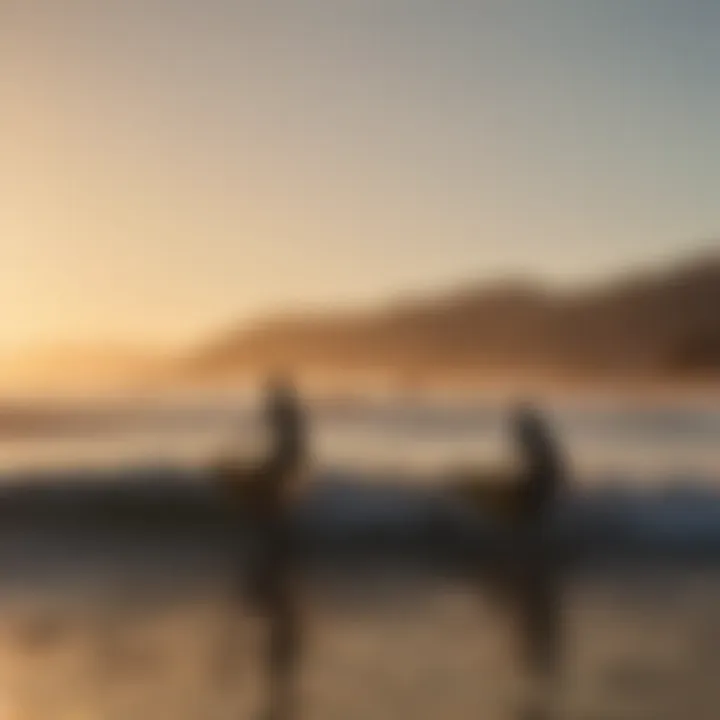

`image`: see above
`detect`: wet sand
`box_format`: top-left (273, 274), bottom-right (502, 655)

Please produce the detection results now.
top-left (0, 523), bottom-right (719, 720)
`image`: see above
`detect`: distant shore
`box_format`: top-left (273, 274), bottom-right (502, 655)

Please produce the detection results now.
top-left (4, 369), bottom-right (718, 408)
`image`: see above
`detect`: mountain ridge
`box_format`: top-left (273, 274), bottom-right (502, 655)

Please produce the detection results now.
top-left (187, 252), bottom-right (720, 382)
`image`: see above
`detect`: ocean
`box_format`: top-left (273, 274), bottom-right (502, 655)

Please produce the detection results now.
top-left (0, 392), bottom-right (719, 719)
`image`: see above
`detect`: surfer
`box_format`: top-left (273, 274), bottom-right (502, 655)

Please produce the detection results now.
top-left (510, 403), bottom-right (566, 686)
top-left (448, 403), bottom-right (566, 684)
top-left (214, 377), bottom-right (306, 720)
top-left (512, 403), bottom-right (565, 530)
top-left (253, 377), bottom-right (306, 720)
top-left (213, 376), bottom-right (307, 604)
top-left (247, 376), bottom-right (307, 609)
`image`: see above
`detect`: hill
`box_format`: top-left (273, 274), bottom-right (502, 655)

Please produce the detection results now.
top-left (187, 253), bottom-right (720, 384)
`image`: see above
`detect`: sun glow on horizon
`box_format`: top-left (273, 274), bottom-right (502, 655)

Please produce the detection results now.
top-left (2, 2), bottom-right (718, 359)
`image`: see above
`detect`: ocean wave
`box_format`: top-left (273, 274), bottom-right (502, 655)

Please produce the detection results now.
top-left (1, 466), bottom-right (720, 564)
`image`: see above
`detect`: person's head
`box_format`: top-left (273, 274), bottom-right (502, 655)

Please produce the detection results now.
top-left (263, 374), bottom-right (303, 450)
top-left (511, 402), bottom-right (552, 454)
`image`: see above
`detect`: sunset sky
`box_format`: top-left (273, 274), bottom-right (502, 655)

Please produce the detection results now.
top-left (2, 1), bottom-right (718, 353)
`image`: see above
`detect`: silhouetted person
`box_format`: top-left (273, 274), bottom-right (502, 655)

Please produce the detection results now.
top-left (264, 376), bottom-right (307, 480)
top-left (254, 378), bottom-right (305, 720)
top-left (513, 404), bottom-right (565, 528)
top-left (510, 404), bottom-right (565, 684)
top-left (215, 377), bottom-right (306, 719)
top-left (245, 377), bottom-right (306, 611)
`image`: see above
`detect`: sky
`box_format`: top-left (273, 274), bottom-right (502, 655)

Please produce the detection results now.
top-left (2, 0), bottom-right (719, 352)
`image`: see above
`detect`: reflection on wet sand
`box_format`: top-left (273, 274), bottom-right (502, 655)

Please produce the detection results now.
top-left (4, 539), bottom-right (720, 719)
